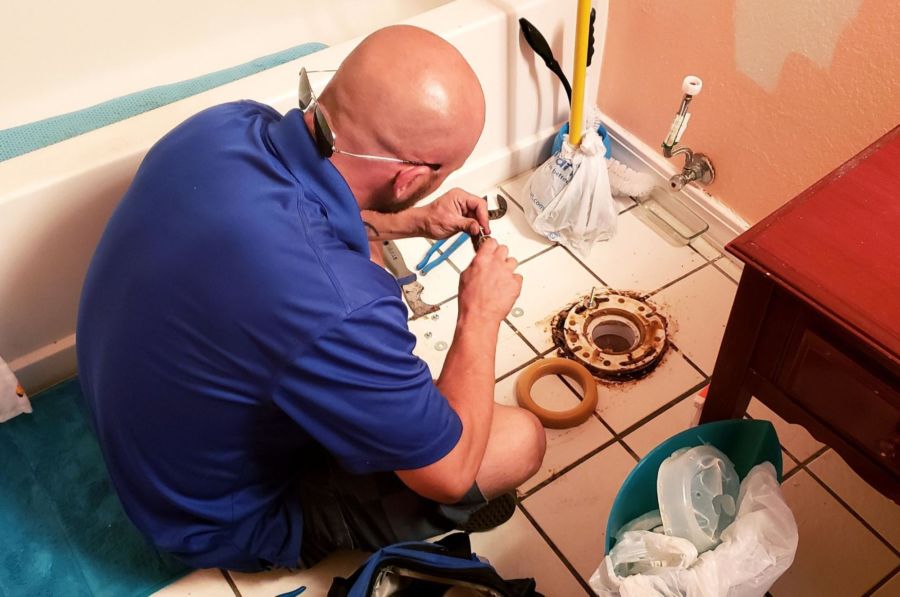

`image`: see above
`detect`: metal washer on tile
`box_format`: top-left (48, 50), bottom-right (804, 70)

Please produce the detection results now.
top-left (434, 341), bottom-right (449, 351)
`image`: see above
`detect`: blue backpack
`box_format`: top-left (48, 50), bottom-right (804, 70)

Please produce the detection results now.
top-left (327, 533), bottom-right (543, 596)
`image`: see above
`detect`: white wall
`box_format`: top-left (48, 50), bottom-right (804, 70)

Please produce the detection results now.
top-left (0, 0), bottom-right (593, 392)
top-left (1, 0), bottom-right (449, 129)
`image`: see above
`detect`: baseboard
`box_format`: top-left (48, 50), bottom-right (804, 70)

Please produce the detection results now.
top-left (599, 112), bottom-right (750, 253)
top-left (10, 334), bottom-right (77, 395)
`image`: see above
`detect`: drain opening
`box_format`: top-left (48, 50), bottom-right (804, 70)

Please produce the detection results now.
top-left (551, 291), bottom-right (669, 381)
top-left (591, 320), bottom-right (638, 354)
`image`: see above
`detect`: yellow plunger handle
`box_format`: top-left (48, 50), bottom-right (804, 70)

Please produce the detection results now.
top-left (568, 0), bottom-right (593, 147)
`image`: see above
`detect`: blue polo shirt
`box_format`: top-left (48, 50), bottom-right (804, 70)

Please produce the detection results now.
top-left (76, 101), bottom-right (462, 571)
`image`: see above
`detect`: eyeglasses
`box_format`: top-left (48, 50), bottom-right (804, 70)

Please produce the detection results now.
top-left (298, 68), bottom-right (441, 171)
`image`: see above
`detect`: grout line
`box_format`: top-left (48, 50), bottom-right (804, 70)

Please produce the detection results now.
top-left (782, 466), bottom-right (802, 482)
top-left (502, 313), bottom-right (550, 356)
top-left (796, 445), bottom-right (829, 467)
top-left (618, 201), bottom-right (638, 215)
top-left (685, 238), bottom-right (719, 263)
top-left (862, 564), bottom-right (899, 597)
top-left (803, 466), bottom-right (900, 558)
top-left (515, 503), bottom-right (597, 596)
top-left (519, 436), bottom-right (620, 499)
top-left (515, 244), bottom-right (560, 269)
top-left (497, 185), bottom-right (525, 212)
top-left (615, 378), bottom-right (709, 440)
top-left (711, 257), bottom-right (741, 285)
top-left (557, 243), bottom-right (610, 288)
top-left (494, 355), bottom-right (542, 384)
top-left (617, 437), bottom-right (642, 462)
top-left (220, 569), bottom-right (242, 597)
top-left (644, 260), bottom-right (713, 299)
top-left (675, 347), bottom-right (710, 379)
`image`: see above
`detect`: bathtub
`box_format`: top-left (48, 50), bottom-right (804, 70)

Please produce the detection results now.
top-left (0, 0), bottom-right (594, 392)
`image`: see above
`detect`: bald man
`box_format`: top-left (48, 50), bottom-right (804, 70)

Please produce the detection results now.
top-left (77, 26), bottom-right (545, 572)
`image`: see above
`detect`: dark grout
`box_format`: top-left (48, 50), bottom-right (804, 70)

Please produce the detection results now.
top-left (862, 564), bottom-right (899, 597)
top-left (644, 260), bottom-right (713, 299)
top-left (519, 435), bottom-right (621, 499)
top-left (677, 348), bottom-right (710, 379)
top-left (515, 503), bottom-right (597, 596)
top-left (710, 257), bottom-right (741, 285)
top-left (803, 466), bottom-right (900, 559)
top-left (494, 354), bottom-right (542, 385)
top-left (501, 310), bottom-right (550, 355)
top-left (220, 569), bottom-right (242, 597)
top-left (618, 201), bottom-right (638, 215)
top-left (685, 237), bottom-right (719, 263)
top-left (557, 243), bottom-right (610, 288)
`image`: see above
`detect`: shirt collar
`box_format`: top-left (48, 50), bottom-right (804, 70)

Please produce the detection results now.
top-left (267, 108), bottom-right (370, 257)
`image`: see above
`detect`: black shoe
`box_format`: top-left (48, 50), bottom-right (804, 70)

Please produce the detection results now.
top-left (456, 492), bottom-right (517, 533)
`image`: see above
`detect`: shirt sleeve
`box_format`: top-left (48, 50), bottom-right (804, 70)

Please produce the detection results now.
top-left (272, 295), bottom-right (462, 475)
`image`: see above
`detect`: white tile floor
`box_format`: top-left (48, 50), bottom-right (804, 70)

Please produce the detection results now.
top-left (155, 172), bottom-right (899, 596)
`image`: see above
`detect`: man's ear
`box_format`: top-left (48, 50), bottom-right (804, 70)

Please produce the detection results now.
top-left (392, 165), bottom-right (434, 202)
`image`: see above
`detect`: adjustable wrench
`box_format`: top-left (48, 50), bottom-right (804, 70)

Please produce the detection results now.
top-left (381, 240), bottom-right (440, 319)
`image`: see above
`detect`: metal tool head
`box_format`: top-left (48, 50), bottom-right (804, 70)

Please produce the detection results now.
top-left (402, 281), bottom-right (440, 320)
top-left (487, 194), bottom-right (508, 220)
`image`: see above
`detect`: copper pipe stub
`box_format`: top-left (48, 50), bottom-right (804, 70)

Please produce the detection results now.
top-left (551, 291), bottom-right (668, 381)
top-left (516, 358), bottom-right (598, 429)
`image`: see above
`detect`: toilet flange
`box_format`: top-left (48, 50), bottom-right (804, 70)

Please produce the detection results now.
top-left (552, 291), bottom-right (668, 380)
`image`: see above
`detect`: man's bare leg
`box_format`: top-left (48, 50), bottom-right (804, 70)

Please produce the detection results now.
top-left (474, 403), bottom-right (546, 499)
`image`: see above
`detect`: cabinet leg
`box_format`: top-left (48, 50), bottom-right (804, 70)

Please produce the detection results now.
top-left (700, 268), bottom-right (773, 423)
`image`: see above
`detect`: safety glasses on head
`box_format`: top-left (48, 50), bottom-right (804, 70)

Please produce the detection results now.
top-left (298, 67), bottom-right (441, 171)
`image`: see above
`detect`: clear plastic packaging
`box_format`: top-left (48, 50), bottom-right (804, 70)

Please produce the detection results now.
top-left (657, 445), bottom-right (740, 553)
top-left (614, 510), bottom-right (663, 543)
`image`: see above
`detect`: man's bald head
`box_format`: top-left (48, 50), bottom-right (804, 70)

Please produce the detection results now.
top-left (316, 25), bottom-right (486, 211)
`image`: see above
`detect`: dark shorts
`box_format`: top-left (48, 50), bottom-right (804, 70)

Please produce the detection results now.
top-left (295, 444), bottom-right (487, 568)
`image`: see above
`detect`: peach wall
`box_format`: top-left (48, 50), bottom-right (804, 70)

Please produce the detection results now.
top-left (598, 0), bottom-right (900, 224)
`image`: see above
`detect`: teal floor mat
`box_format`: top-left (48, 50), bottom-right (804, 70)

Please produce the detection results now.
top-left (0, 379), bottom-right (189, 597)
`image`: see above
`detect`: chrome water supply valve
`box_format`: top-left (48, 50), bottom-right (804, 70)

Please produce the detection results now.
top-left (662, 75), bottom-right (715, 191)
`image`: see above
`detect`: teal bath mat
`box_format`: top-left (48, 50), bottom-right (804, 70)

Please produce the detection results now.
top-left (0, 379), bottom-right (189, 597)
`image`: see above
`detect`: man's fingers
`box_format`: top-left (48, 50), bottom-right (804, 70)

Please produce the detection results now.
top-left (505, 257), bottom-right (518, 270)
top-left (476, 237), bottom-right (499, 255)
top-left (457, 192), bottom-right (490, 231)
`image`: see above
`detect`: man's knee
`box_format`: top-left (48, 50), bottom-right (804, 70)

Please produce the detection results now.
top-left (519, 409), bottom-right (547, 478)
top-left (502, 407), bottom-right (546, 481)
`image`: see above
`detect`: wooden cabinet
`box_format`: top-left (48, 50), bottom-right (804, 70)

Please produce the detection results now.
top-left (700, 125), bottom-right (900, 503)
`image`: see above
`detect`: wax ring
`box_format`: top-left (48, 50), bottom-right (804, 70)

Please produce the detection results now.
top-left (516, 358), bottom-right (598, 429)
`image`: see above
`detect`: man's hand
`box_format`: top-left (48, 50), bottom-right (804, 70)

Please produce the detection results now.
top-left (416, 188), bottom-right (491, 240)
top-left (458, 239), bottom-right (522, 325)
top-left (360, 188), bottom-right (490, 242)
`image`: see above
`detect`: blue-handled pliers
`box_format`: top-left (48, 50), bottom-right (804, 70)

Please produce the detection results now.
top-left (414, 194), bottom-right (508, 275)
top-left (415, 233), bottom-right (471, 275)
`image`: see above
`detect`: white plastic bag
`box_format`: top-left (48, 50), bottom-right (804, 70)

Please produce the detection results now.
top-left (524, 123), bottom-right (617, 257)
top-left (0, 356), bottom-right (31, 423)
top-left (609, 531), bottom-right (698, 578)
top-left (591, 463), bottom-right (798, 597)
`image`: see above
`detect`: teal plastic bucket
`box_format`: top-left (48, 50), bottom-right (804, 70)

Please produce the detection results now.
top-left (604, 419), bottom-right (782, 554)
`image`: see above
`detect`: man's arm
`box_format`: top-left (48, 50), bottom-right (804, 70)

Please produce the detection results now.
top-left (396, 239), bottom-right (521, 503)
top-left (362, 188), bottom-right (490, 241)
